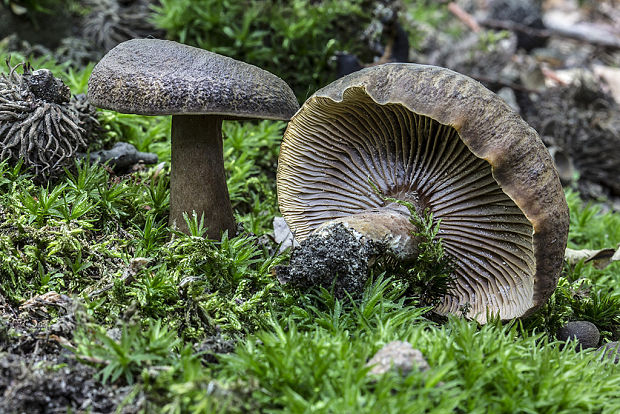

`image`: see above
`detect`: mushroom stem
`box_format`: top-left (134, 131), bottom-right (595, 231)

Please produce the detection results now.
top-left (169, 114), bottom-right (236, 238)
top-left (314, 209), bottom-right (420, 261)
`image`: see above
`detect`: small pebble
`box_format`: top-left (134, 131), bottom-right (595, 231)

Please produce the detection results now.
top-left (497, 87), bottom-right (520, 113)
top-left (366, 340), bottom-right (429, 376)
top-left (557, 321), bottom-right (600, 350)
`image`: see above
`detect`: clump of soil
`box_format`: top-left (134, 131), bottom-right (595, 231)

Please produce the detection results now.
top-left (275, 223), bottom-right (387, 298)
top-left (0, 60), bottom-right (93, 182)
top-left (0, 352), bottom-right (136, 414)
top-left (0, 293), bottom-right (135, 413)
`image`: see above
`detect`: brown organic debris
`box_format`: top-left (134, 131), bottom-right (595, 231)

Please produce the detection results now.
top-left (523, 75), bottom-right (620, 201)
top-left (565, 245), bottom-right (620, 269)
top-left (81, 0), bottom-right (165, 53)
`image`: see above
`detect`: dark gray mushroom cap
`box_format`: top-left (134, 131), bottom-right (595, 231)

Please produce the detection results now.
top-left (277, 63), bottom-right (569, 323)
top-left (87, 39), bottom-right (299, 120)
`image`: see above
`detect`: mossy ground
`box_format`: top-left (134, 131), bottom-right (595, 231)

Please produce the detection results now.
top-left (0, 56), bottom-right (618, 412)
top-left (1, 1), bottom-right (620, 412)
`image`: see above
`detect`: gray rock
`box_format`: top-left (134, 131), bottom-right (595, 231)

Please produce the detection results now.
top-left (85, 142), bottom-right (158, 172)
top-left (597, 341), bottom-right (620, 364)
top-left (557, 321), bottom-right (600, 350)
top-left (366, 341), bottom-right (429, 376)
top-left (497, 87), bottom-right (520, 113)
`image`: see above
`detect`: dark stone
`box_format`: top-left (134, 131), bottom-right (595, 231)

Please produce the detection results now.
top-left (488, 0), bottom-right (547, 51)
top-left (84, 142), bottom-right (158, 172)
top-left (557, 321), bottom-right (600, 350)
top-left (335, 52), bottom-right (364, 78)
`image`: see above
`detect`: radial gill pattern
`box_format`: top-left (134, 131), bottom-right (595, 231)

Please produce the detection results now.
top-left (278, 87), bottom-right (536, 320)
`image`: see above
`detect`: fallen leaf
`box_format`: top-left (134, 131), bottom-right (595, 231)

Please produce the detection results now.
top-left (565, 245), bottom-right (620, 269)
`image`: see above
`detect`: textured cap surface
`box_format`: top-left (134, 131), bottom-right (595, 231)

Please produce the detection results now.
top-left (88, 39), bottom-right (299, 119)
top-left (277, 63), bottom-right (569, 322)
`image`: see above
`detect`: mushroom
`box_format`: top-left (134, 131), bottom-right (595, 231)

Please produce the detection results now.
top-left (88, 39), bottom-right (299, 238)
top-left (277, 63), bottom-right (569, 323)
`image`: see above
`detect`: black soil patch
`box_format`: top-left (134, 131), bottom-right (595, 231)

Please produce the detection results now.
top-left (0, 294), bottom-right (134, 413)
top-left (0, 352), bottom-right (134, 414)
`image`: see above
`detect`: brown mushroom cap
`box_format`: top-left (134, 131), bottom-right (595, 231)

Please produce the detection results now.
top-left (277, 63), bottom-right (569, 323)
top-left (88, 39), bottom-right (299, 237)
top-left (88, 39), bottom-right (298, 120)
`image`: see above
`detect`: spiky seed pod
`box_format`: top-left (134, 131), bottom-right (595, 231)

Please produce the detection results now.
top-left (0, 60), bottom-right (89, 180)
top-left (68, 93), bottom-right (101, 140)
top-left (82, 0), bottom-right (164, 53)
top-left (525, 77), bottom-right (620, 199)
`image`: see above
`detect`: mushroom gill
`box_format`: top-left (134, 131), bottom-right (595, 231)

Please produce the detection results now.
top-left (278, 81), bottom-right (552, 323)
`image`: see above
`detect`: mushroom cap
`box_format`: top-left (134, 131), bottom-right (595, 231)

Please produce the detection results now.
top-left (277, 63), bottom-right (569, 322)
top-left (87, 39), bottom-right (299, 120)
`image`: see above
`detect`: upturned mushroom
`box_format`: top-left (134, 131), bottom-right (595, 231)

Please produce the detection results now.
top-left (88, 39), bottom-right (299, 237)
top-left (277, 63), bottom-right (569, 323)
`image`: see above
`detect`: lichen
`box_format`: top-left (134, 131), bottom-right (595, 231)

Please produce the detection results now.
top-left (275, 223), bottom-right (386, 298)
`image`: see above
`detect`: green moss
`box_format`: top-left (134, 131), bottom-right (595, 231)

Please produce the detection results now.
top-left (522, 189), bottom-right (620, 338)
top-left (151, 0), bottom-right (373, 101)
top-left (141, 278), bottom-right (620, 413)
top-left (2, 37), bottom-right (620, 414)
